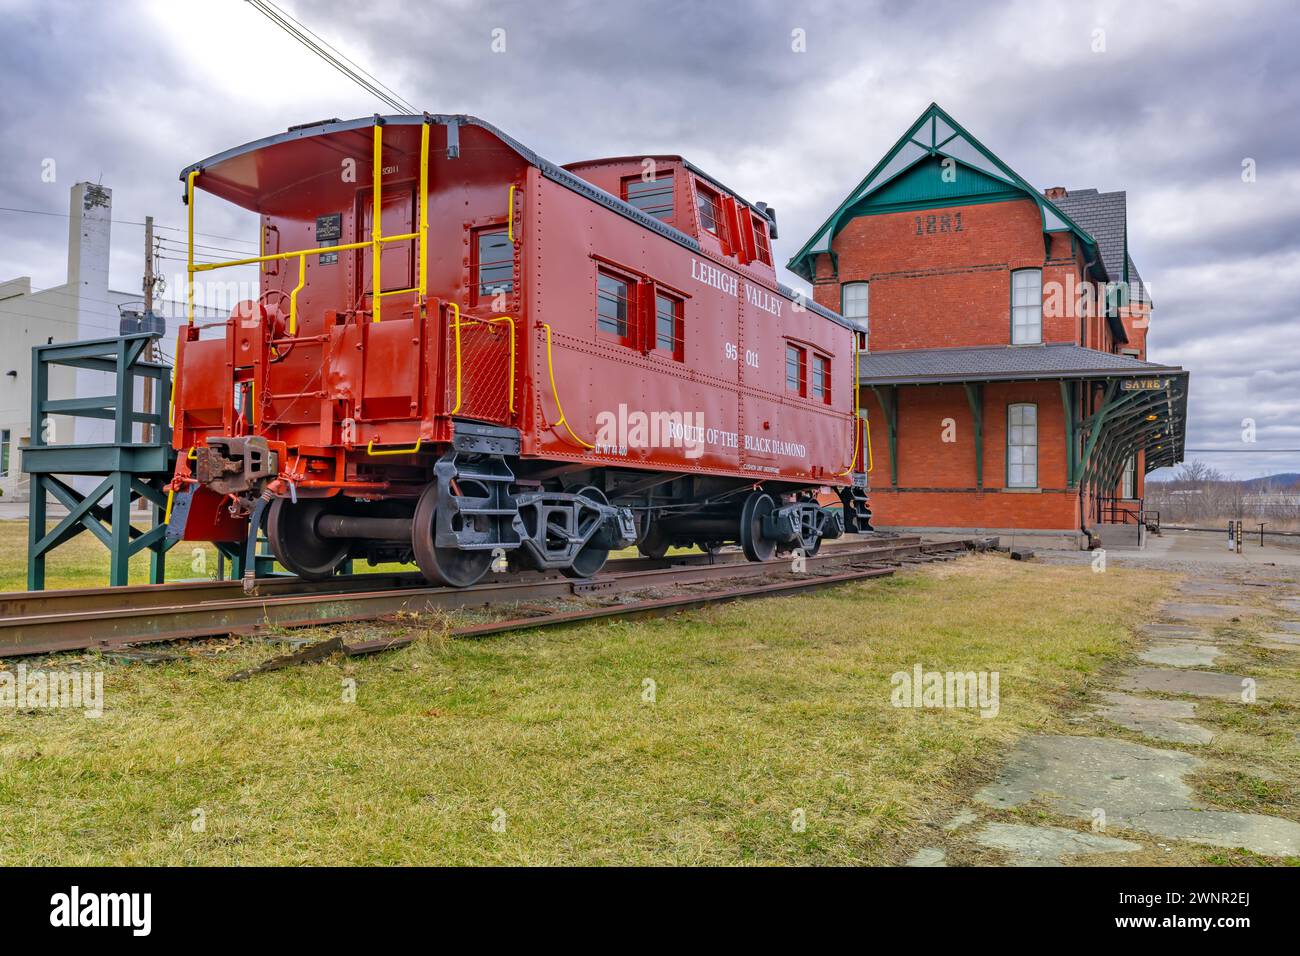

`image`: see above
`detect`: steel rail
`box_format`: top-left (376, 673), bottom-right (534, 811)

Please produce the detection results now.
top-left (0, 537), bottom-right (944, 658)
top-left (0, 536), bottom-right (924, 619)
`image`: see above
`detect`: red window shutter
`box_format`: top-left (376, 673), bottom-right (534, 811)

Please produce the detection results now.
top-left (720, 196), bottom-right (750, 264)
top-left (637, 279), bottom-right (655, 352)
top-left (740, 211), bottom-right (758, 264)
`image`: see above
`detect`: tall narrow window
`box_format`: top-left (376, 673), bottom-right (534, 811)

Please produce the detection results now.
top-left (785, 345), bottom-right (806, 395)
top-left (0, 429), bottom-right (9, 478)
top-left (474, 227), bottom-right (513, 302)
top-left (1011, 269), bottom-right (1042, 344)
top-left (842, 282), bottom-right (869, 351)
top-left (623, 174), bottom-right (674, 223)
top-left (751, 213), bottom-right (772, 265)
top-left (654, 291), bottom-right (684, 360)
top-left (696, 182), bottom-right (721, 236)
top-left (1007, 404), bottom-right (1038, 488)
top-left (597, 271), bottom-right (632, 339)
top-left (1121, 455), bottom-right (1136, 499)
top-left (811, 355), bottom-right (831, 403)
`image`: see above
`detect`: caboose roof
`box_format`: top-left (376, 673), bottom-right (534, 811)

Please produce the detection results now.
top-left (563, 154), bottom-right (773, 221)
top-left (180, 114), bottom-right (855, 331)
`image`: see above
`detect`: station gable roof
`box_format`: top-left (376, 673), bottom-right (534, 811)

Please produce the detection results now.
top-left (787, 103), bottom-right (1101, 281)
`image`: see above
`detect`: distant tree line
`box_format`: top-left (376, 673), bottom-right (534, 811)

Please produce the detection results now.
top-left (1145, 460), bottom-right (1300, 525)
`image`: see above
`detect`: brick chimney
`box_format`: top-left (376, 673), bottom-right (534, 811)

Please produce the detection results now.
top-left (1044, 186), bottom-right (1068, 200)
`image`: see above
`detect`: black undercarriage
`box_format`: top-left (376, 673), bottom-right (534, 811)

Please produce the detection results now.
top-left (193, 422), bottom-right (873, 588)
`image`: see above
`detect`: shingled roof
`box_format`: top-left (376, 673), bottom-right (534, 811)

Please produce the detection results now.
top-left (1048, 188), bottom-right (1150, 305)
top-left (857, 343), bottom-right (1181, 385)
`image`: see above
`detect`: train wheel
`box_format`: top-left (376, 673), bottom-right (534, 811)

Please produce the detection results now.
top-left (739, 491), bottom-right (777, 562)
top-left (637, 521), bottom-right (671, 560)
top-left (562, 486), bottom-right (612, 579)
top-left (267, 497), bottom-right (349, 580)
top-left (411, 482), bottom-right (492, 588)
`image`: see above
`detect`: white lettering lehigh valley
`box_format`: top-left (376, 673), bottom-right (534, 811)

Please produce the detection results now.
top-left (49, 886), bottom-right (152, 937)
top-left (744, 282), bottom-right (782, 317)
top-left (689, 257), bottom-right (738, 297)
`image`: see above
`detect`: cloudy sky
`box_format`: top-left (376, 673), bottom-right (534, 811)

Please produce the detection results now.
top-left (1, 0), bottom-right (1297, 479)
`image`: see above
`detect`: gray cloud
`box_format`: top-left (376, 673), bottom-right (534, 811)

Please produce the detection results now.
top-left (1, 0), bottom-right (1297, 478)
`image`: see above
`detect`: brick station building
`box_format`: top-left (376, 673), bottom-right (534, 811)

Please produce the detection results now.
top-left (790, 104), bottom-right (1188, 547)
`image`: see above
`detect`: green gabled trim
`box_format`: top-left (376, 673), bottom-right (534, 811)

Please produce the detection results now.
top-left (849, 191), bottom-right (1025, 218)
top-left (787, 102), bottom-right (1102, 281)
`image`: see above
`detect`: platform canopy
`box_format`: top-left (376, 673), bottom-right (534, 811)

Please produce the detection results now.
top-left (859, 344), bottom-right (1188, 491)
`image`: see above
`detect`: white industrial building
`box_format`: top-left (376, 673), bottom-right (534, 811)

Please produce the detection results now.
top-left (0, 182), bottom-right (225, 501)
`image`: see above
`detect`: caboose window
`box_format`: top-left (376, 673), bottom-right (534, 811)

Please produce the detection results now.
top-left (812, 355), bottom-right (831, 403)
top-left (597, 271), bottom-right (631, 338)
top-left (655, 292), bottom-right (684, 359)
top-left (751, 214), bottom-right (772, 265)
top-left (785, 345), bottom-right (806, 395)
top-left (474, 228), bottom-right (514, 301)
top-left (696, 183), bottom-right (721, 236)
top-left (623, 174), bottom-right (674, 223)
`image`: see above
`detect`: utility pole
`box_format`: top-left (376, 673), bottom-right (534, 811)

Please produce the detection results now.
top-left (141, 215), bottom-right (155, 442)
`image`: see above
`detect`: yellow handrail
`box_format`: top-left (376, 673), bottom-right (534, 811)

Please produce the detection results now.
top-left (186, 118), bottom-right (432, 333)
top-left (186, 170), bottom-right (198, 324)
top-left (489, 315), bottom-right (516, 413)
top-left (507, 184), bottom-right (517, 243)
top-left (836, 345), bottom-right (862, 476)
top-left (418, 122), bottom-right (430, 312)
top-left (448, 303), bottom-right (463, 415)
top-left (541, 322), bottom-right (593, 450)
top-left (447, 307), bottom-right (516, 416)
top-left (372, 122), bottom-right (383, 322)
top-left (366, 437), bottom-right (423, 456)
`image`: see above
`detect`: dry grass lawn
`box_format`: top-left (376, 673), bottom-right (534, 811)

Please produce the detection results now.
top-left (0, 554), bottom-right (1176, 864)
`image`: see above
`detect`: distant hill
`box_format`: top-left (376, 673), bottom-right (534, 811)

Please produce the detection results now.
top-left (1148, 472), bottom-right (1300, 487)
top-left (1240, 473), bottom-right (1300, 491)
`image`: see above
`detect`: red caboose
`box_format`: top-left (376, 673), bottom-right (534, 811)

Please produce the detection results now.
top-left (169, 114), bottom-right (871, 586)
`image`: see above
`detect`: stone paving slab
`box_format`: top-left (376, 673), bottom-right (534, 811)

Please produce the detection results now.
top-left (905, 847), bottom-right (947, 867)
top-left (1139, 644), bottom-right (1222, 667)
top-left (1177, 581), bottom-right (1246, 597)
top-left (1092, 691), bottom-right (1214, 744)
top-left (1159, 602), bottom-right (1256, 621)
top-left (972, 822), bottom-right (1142, 866)
top-left (975, 735), bottom-right (1300, 856)
top-left (1275, 621), bottom-right (1300, 633)
top-left (1117, 666), bottom-right (1252, 699)
top-left (1140, 623), bottom-right (1206, 641)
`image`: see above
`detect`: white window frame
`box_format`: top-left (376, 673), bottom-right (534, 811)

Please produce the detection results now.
top-left (842, 282), bottom-right (869, 351)
top-left (1011, 269), bottom-right (1042, 345)
top-left (1006, 403), bottom-right (1038, 488)
top-left (1121, 455), bottom-right (1136, 499)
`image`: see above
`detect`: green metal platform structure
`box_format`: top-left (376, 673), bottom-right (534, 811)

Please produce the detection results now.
top-left (22, 333), bottom-right (176, 589)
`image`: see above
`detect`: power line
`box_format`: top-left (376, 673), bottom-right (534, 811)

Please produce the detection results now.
top-left (244, 0), bottom-right (418, 114)
top-left (0, 205), bottom-right (258, 248)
